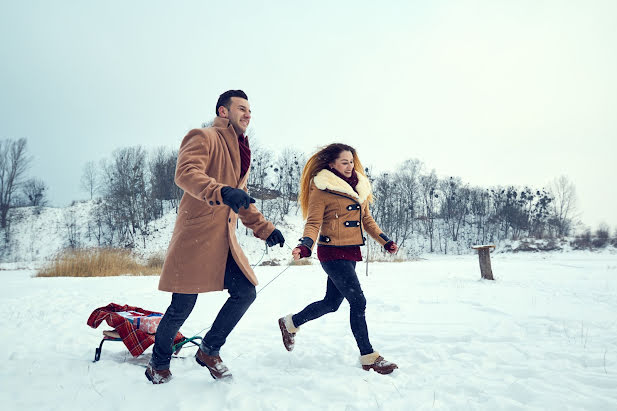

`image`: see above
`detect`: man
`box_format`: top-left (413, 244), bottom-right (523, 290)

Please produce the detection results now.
top-left (145, 90), bottom-right (285, 384)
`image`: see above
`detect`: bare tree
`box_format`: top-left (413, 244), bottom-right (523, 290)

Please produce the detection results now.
top-left (149, 147), bottom-right (182, 216)
top-left (0, 138), bottom-right (30, 228)
top-left (63, 208), bottom-right (80, 248)
top-left (247, 141), bottom-right (272, 194)
top-left (419, 171), bottom-right (439, 252)
top-left (272, 147), bottom-right (305, 218)
top-left (396, 159), bottom-right (423, 237)
top-left (548, 175), bottom-right (577, 237)
top-left (80, 160), bottom-right (99, 200)
top-left (21, 178), bottom-right (48, 206)
top-left (245, 142), bottom-right (279, 224)
top-left (439, 176), bottom-right (469, 243)
top-left (100, 146), bottom-right (150, 247)
top-left (371, 171), bottom-right (396, 241)
top-left (528, 188), bottom-right (553, 239)
top-left (468, 187), bottom-right (492, 244)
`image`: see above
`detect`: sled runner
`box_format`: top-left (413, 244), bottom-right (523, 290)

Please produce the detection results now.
top-left (87, 303), bottom-right (201, 362)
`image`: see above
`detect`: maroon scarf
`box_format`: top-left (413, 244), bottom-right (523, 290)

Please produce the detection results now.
top-left (238, 134), bottom-right (251, 178)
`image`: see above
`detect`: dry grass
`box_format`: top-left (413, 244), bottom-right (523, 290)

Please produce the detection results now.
top-left (366, 254), bottom-right (409, 263)
top-left (290, 258), bottom-right (313, 266)
top-left (259, 259), bottom-right (281, 266)
top-left (36, 248), bottom-right (162, 277)
top-left (145, 252), bottom-right (166, 269)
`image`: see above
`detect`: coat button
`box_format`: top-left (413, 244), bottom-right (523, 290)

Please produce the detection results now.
top-left (229, 218), bottom-right (231, 222)
top-left (216, 201), bottom-right (220, 205)
top-left (209, 201), bottom-right (214, 205)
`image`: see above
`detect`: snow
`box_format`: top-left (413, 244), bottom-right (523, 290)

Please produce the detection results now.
top-left (1, 251), bottom-right (616, 410)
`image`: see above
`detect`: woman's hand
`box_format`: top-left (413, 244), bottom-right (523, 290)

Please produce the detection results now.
top-left (292, 247), bottom-right (302, 261)
top-left (385, 241), bottom-right (398, 254)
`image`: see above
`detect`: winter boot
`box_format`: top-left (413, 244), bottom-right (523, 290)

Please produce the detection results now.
top-left (360, 352), bottom-right (398, 375)
top-left (145, 364), bottom-right (172, 384)
top-left (278, 314), bottom-right (299, 352)
top-left (195, 348), bottom-right (233, 380)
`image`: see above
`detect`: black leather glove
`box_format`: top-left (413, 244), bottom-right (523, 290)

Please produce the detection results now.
top-left (266, 229), bottom-right (285, 247)
top-left (221, 186), bottom-right (255, 213)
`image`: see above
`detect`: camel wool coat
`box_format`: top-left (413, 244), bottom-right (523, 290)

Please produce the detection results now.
top-left (159, 117), bottom-right (275, 294)
top-left (302, 169), bottom-right (389, 250)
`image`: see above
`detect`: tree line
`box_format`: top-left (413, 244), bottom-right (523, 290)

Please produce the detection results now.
top-left (367, 160), bottom-right (580, 255)
top-left (1, 136), bottom-right (615, 256)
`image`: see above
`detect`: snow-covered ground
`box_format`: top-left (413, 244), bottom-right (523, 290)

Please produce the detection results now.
top-left (1, 251), bottom-right (616, 410)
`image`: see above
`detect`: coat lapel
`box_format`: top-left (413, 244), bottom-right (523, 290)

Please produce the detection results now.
top-left (213, 117), bottom-right (241, 184)
top-left (239, 167), bottom-right (250, 189)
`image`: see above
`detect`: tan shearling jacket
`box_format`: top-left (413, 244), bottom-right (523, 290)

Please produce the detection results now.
top-left (301, 169), bottom-right (389, 251)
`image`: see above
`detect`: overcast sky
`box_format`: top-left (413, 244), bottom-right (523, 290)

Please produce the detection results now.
top-left (1, 0), bottom-right (616, 229)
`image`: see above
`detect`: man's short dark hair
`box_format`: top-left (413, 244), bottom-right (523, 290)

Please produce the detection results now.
top-left (216, 90), bottom-right (248, 116)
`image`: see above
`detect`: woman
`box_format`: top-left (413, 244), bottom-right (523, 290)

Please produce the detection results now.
top-left (278, 143), bottom-right (399, 375)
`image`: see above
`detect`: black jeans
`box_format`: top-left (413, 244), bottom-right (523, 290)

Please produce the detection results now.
top-left (150, 252), bottom-right (256, 370)
top-left (292, 259), bottom-right (373, 356)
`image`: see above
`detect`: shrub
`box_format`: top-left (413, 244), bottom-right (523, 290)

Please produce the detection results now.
top-left (571, 230), bottom-right (592, 250)
top-left (592, 225), bottom-right (610, 248)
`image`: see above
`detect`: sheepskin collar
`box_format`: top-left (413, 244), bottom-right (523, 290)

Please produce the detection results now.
top-left (313, 169), bottom-right (372, 203)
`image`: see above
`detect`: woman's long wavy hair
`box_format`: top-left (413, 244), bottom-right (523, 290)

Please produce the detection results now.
top-left (298, 143), bottom-right (371, 219)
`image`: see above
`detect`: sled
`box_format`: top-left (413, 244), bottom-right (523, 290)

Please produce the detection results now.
top-left (87, 303), bottom-right (202, 362)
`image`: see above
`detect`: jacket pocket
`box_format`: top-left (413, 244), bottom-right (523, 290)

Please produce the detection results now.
top-left (184, 210), bottom-right (214, 226)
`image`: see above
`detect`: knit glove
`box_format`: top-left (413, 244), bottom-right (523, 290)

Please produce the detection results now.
top-left (295, 237), bottom-right (313, 258)
top-left (221, 186), bottom-right (255, 213)
top-left (296, 245), bottom-right (311, 258)
top-left (380, 233), bottom-right (397, 254)
top-left (384, 241), bottom-right (397, 254)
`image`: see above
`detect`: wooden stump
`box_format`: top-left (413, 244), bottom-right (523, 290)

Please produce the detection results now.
top-left (472, 245), bottom-right (496, 280)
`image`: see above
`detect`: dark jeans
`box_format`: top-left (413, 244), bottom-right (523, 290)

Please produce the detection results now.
top-left (292, 259), bottom-right (373, 356)
top-left (150, 252), bottom-right (256, 370)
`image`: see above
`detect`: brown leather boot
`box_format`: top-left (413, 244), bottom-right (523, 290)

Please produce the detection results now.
top-left (145, 364), bottom-right (172, 384)
top-left (195, 349), bottom-right (232, 380)
top-left (360, 352), bottom-right (398, 375)
top-left (278, 314), bottom-right (299, 352)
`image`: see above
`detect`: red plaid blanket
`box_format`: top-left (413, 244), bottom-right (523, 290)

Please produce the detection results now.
top-left (87, 303), bottom-right (185, 357)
